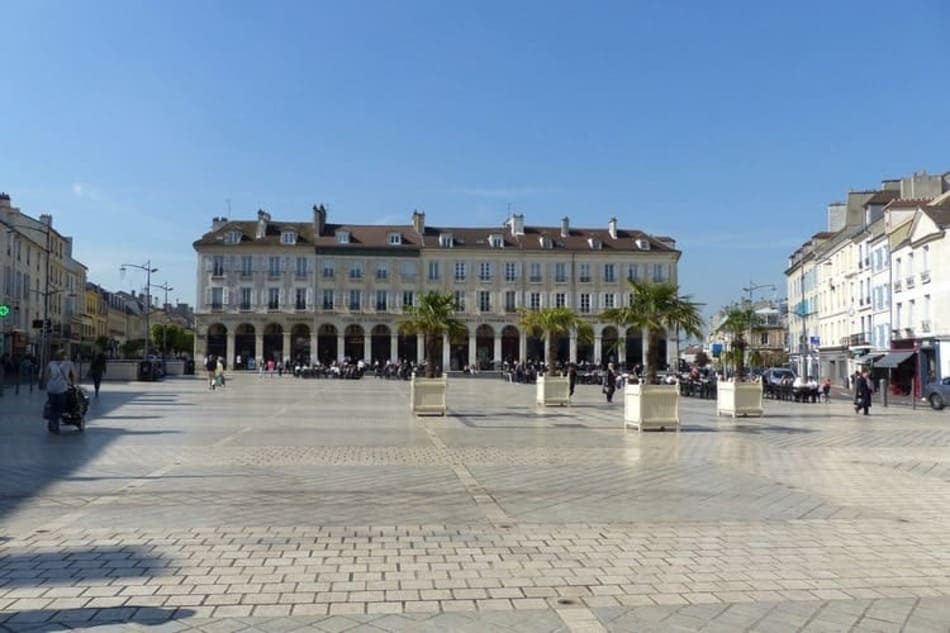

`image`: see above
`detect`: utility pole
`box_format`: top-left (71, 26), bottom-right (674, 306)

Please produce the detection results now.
top-left (120, 260), bottom-right (158, 365)
top-left (151, 281), bottom-right (174, 367)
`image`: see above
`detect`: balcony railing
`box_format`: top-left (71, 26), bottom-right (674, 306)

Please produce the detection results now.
top-left (921, 270), bottom-right (931, 284)
top-left (848, 333), bottom-right (870, 347)
top-left (921, 320), bottom-right (932, 333)
top-left (906, 276), bottom-right (915, 289)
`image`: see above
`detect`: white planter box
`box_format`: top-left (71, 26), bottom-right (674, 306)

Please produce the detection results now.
top-left (717, 381), bottom-right (764, 418)
top-left (536, 375), bottom-right (570, 407)
top-left (411, 375), bottom-right (448, 416)
top-left (624, 383), bottom-right (680, 431)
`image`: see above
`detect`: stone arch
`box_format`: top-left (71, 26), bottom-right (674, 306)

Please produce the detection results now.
top-left (601, 326), bottom-right (619, 367)
top-left (370, 324), bottom-right (392, 364)
top-left (207, 323), bottom-right (227, 358)
top-left (501, 325), bottom-right (520, 363)
top-left (475, 324), bottom-right (495, 370)
top-left (291, 323), bottom-right (311, 364)
top-left (234, 323), bottom-right (256, 368)
top-left (263, 322), bottom-right (283, 362)
top-left (344, 324), bottom-right (365, 361)
top-left (317, 323), bottom-right (338, 364)
top-left (624, 326), bottom-right (644, 369)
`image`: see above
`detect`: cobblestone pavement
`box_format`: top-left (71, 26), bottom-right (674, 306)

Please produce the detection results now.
top-left (1, 376), bottom-right (949, 632)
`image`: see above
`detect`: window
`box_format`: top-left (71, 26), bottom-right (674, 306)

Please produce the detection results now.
top-left (239, 287), bottom-right (252, 310)
top-left (479, 290), bottom-right (491, 312)
top-left (336, 230), bottom-right (350, 244)
top-left (241, 255), bottom-right (253, 277)
top-left (555, 292), bottom-right (566, 308)
top-left (455, 261), bottom-right (466, 282)
top-left (349, 289), bottom-right (361, 311)
top-left (376, 290), bottom-right (387, 311)
top-left (895, 302), bottom-right (902, 329)
top-left (579, 263), bottom-right (591, 283)
top-left (627, 264), bottom-right (639, 281)
top-left (588, 237), bottom-right (602, 250)
top-left (212, 256), bottom-right (225, 277)
top-left (490, 234), bottom-right (504, 248)
top-left (388, 232), bottom-right (402, 246)
top-left (504, 262), bottom-right (517, 282)
top-left (504, 290), bottom-right (516, 312)
top-left (376, 263), bottom-right (388, 280)
top-left (350, 262), bottom-right (363, 279)
top-left (554, 263), bottom-right (567, 283)
top-left (267, 287), bottom-right (279, 310)
top-left (529, 263), bottom-right (542, 283)
top-left (922, 244), bottom-right (930, 272)
top-left (529, 292), bottom-right (541, 310)
top-left (281, 231), bottom-right (297, 245)
top-left (322, 260), bottom-right (335, 278)
top-left (402, 291), bottom-right (414, 309)
top-left (603, 264), bottom-right (615, 283)
top-left (295, 288), bottom-right (307, 310)
top-left (322, 289), bottom-right (334, 310)
top-left (895, 257), bottom-right (902, 279)
top-left (296, 257), bottom-right (308, 278)
top-left (760, 332), bottom-right (769, 345)
top-left (225, 230), bottom-right (242, 245)
top-left (268, 256), bottom-right (280, 277)
top-left (428, 261), bottom-right (442, 281)
top-left (580, 293), bottom-right (591, 313)
top-left (653, 263), bottom-right (665, 282)
top-left (439, 233), bottom-right (453, 248)
top-left (401, 261), bottom-right (417, 280)
top-left (211, 287), bottom-right (223, 310)
top-left (604, 293), bottom-right (615, 309)
top-left (454, 290), bottom-right (465, 311)
top-left (479, 262), bottom-right (491, 282)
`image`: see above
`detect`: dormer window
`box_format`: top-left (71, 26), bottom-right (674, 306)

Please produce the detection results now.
top-left (439, 233), bottom-right (454, 248)
top-left (588, 237), bottom-right (602, 250)
top-left (388, 232), bottom-right (402, 246)
top-left (635, 238), bottom-right (651, 250)
top-left (336, 230), bottom-right (350, 244)
top-left (224, 230), bottom-right (242, 245)
top-left (489, 234), bottom-right (505, 248)
top-left (281, 231), bottom-right (297, 245)
top-left (539, 236), bottom-right (553, 249)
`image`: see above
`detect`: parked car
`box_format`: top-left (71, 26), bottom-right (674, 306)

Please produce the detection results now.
top-left (923, 377), bottom-right (950, 410)
top-left (762, 367), bottom-right (796, 385)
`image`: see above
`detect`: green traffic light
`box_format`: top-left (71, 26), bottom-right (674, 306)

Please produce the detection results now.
top-left (0, 304), bottom-right (10, 318)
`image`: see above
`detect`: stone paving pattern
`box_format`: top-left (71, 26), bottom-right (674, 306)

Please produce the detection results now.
top-left (1, 376), bottom-right (950, 631)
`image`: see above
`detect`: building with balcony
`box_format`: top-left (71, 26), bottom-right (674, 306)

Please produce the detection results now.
top-left (193, 206), bottom-right (681, 371)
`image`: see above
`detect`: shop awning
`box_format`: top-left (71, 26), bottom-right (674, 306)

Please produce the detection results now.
top-left (874, 351), bottom-right (914, 368)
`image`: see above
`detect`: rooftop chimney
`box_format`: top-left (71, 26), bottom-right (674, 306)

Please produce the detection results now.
top-left (0, 192), bottom-right (10, 208)
top-left (607, 217), bottom-right (617, 239)
top-left (412, 209), bottom-right (425, 233)
top-left (39, 213), bottom-right (53, 227)
top-left (212, 217), bottom-right (228, 231)
top-left (560, 216), bottom-right (570, 238)
top-left (255, 209), bottom-right (270, 240)
top-left (313, 204), bottom-right (327, 237)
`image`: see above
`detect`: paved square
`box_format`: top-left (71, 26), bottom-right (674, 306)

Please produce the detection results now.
top-left (2, 376), bottom-right (950, 631)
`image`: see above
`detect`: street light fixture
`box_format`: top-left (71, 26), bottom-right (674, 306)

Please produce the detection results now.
top-left (742, 280), bottom-right (777, 304)
top-left (119, 261), bottom-right (158, 362)
top-left (150, 281), bottom-right (174, 368)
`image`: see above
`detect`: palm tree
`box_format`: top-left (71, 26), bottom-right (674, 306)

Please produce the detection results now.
top-left (717, 306), bottom-right (761, 381)
top-left (398, 291), bottom-right (466, 378)
top-left (624, 280), bottom-right (704, 384)
top-left (599, 306), bottom-right (630, 368)
top-left (518, 307), bottom-right (583, 377)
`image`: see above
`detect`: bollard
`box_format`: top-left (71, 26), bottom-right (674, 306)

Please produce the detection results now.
top-left (881, 378), bottom-right (888, 408)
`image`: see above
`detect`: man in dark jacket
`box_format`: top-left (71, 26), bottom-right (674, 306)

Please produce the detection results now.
top-left (855, 370), bottom-right (873, 415)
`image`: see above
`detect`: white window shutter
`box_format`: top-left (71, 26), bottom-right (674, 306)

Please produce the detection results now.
top-left (306, 288), bottom-right (313, 308)
top-left (204, 287), bottom-right (212, 307)
top-left (203, 256), bottom-right (212, 272)
top-left (222, 288), bottom-right (230, 306)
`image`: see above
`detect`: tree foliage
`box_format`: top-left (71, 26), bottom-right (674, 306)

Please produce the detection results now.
top-left (398, 291), bottom-right (466, 378)
top-left (518, 307), bottom-right (584, 376)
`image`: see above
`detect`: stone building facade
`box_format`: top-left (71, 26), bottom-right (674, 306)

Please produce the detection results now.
top-left (193, 207), bottom-right (681, 370)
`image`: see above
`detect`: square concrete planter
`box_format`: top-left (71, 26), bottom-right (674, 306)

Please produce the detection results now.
top-left (716, 381), bottom-right (764, 418)
top-left (536, 375), bottom-right (571, 407)
top-left (624, 383), bottom-right (680, 431)
top-left (410, 375), bottom-right (448, 416)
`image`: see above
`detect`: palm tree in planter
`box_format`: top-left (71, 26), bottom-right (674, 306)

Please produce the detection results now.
top-left (622, 280), bottom-right (704, 431)
top-left (399, 291), bottom-right (466, 415)
top-left (518, 306), bottom-right (583, 406)
top-left (715, 306), bottom-right (765, 418)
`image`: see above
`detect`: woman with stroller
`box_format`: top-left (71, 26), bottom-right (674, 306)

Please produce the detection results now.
top-left (44, 349), bottom-right (76, 433)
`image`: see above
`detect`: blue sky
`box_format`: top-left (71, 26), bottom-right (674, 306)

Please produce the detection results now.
top-left (2, 0), bottom-right (948, 317)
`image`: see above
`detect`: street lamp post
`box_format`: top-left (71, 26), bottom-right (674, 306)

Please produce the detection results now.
top-left (742, 280), bottom-right (776, 304)
top-left (120, 261), bottom-right (158, 362)
top-left (151, 281), bottom-right (174, 368)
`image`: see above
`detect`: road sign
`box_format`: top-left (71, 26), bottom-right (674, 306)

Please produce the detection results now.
top-left (0, 304), bottom-right (9, 318)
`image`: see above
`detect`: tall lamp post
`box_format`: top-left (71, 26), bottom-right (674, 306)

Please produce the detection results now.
top-left (120, 261), bottom-right (158, 361)
top-left (151, 281), bottom-right (174, 368)
top-left (742, 281), bottom-right (776, 304)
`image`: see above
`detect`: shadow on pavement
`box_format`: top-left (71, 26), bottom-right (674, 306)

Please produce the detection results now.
top-left (0, 606), bottom-right (194, 631)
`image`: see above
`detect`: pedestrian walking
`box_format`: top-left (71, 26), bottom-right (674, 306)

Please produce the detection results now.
top-left (603, 362), bottom-right (617, 403)
top-left (90, 352), bottom-right (107, 398)
top-left (854, 370), bottom-right (873, 416)
top-left (215, 356), bottom-right (225, 388)
top-left (44, 350), bottom-right (76, 434)
top-left (567, 363), bottom-right (577, 398)
top-left (205, 355), bottom-right (217, 390)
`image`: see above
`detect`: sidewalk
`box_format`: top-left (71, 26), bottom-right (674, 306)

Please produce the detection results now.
top-left (829, 385), bottom-right (927, 409)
